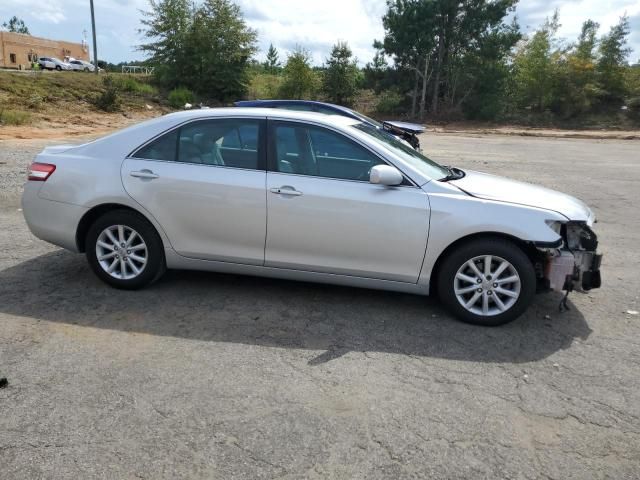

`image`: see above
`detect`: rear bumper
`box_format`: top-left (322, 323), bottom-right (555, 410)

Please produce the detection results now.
top-left (22, 182), bottom-right (86, 252)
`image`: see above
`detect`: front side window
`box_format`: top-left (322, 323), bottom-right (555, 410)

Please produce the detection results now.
top-left (270, 122), bottom-right (384, 181)
top-left (133, 118), bottom-right (263, 170)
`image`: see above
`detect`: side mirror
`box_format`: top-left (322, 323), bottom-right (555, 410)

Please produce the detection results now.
top-left (369, 165), bottom-right (403, 186)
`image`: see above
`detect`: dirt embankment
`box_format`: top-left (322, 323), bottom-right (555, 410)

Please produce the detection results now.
top-left (0, 70), bottom-right (167, 141)
top-left (4, 114), bottom-right (639, 142)
top-left (0, 109), bottom-right (161, 141)
top-left (431, 124), bottom-right (640, 140)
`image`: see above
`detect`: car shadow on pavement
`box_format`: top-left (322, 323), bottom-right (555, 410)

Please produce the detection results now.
top-left (0, 250), bottom-right (592, 365)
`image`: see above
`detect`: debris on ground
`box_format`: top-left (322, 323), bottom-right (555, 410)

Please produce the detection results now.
top-left (0, 377), bottom-right (8, 389)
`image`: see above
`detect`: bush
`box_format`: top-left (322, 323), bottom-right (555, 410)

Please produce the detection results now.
top-left (26, 94), bottom-right (44, 110)
top-left (625, 97), bottom-right (640, 122)
top-left (375, 90), bottom-right (404, 115)
top-left (168, 87), bottom-right (194, 109)
top-left (247, 73), bottom-right (282, 99)
top-left (113, 76), bottom-right (157, 95)
top-left (92, 76), bottom-right (122, 112)
top-left (0, 109), bottom-right (32, 125)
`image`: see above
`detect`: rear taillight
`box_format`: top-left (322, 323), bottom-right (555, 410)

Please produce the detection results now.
top-left (28, 162), bottom-right (56, 181)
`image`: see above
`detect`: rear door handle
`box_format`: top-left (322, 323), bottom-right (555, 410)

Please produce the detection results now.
top-left (270, 186), bottom-right (303, 196)
top-left (130, 170), bottom-right (159, 180)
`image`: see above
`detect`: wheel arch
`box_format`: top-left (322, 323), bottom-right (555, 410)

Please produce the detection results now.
top-left (427, 231), bottom-right (539, 296)
top-left (76, 203), bottom-right (163, 253)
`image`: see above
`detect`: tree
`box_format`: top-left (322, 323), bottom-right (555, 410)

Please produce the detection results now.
top-left (322, 41), bottom-right (359, 105)
top-left (3, 16), bottom-right (30, 34)
top-left (597, 15), bottom-right (631, 102)
top-left (363, 49), bottom-right (389, 93)
top-left (512, 11), bottom-right (562, 112)
top-left (278, 47), bottom-right (319, 99)
top-left (555, 19), bottom-right (601, 116)
top-left (459, 17), bottom-right (521, 120)
top-left (378, 0), bottom-right (518, 118)
top-left (139, 0), bottom-right (257, 101)
top-left (139, 0), bottom-right (194, 90)
top-left (264, 43), bottom-right (280, 72)
top-left (379, 0), bottom-right (437, 118)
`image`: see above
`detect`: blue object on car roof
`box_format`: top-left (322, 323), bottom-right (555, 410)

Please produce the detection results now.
top-left (234, 100), bottom-right (425, 149)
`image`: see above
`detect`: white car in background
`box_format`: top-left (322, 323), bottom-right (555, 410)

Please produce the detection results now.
top-left (68, 59), bottom-right (96, 72)
top-left (21, 108), bottom-right (602, 326)
top-left (38, 57), bottom-right (71, 71)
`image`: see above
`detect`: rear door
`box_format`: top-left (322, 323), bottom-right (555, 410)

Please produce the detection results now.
top-left (264, 120), bottom-right (430, 283)
top-left (121, 117), bottom-right (268, 265)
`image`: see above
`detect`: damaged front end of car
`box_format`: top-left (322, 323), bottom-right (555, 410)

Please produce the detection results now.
top-left (534, 221), bottom-right (602, 297)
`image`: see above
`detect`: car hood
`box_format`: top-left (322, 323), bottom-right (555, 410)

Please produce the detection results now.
top-left (450, 170), bottom-right (595, 224)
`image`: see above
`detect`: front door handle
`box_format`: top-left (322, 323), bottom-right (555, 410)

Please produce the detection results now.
top-left (270, 186), bottom-right (303, 196)
top-left (130, 170), bottom-right (159, 180)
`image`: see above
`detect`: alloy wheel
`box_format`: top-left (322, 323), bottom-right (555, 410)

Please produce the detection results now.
top-left (453, 255), bottom-right (521, 316)
top-left (95, 225), bottom-right (148, 280)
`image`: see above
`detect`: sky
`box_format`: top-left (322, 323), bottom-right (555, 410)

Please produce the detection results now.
top-left (0, 0), bottom-right (638, 65)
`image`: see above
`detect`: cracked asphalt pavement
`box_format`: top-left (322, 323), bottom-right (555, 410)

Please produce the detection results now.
top-left (1, 133), bottom-right (639, 479)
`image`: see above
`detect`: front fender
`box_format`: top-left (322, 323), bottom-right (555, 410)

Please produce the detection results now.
top-left (419, 191), bottom-right (565, 287)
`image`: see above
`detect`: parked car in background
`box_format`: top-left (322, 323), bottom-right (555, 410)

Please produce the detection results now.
top-left (38, 57), bottom-right (71, 71)
top-left (68, 59), bottom-right (96, 72)
top-left (21, 108), bottom-right (602, 326)
top-left (235, 100), bottom-right (425, 150)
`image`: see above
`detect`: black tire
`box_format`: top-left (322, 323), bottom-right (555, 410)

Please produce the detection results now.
top-left (436, 236), bottom-right (536, 326)
top-left (85, 209), bottom-right (166, 290)
top-left (55, 65), bottom-right (62, 71)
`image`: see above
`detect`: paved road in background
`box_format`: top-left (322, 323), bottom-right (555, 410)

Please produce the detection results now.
top-left (1, 133), bottom-right (639, 479)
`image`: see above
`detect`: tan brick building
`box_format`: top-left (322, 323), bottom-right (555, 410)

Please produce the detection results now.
top-left (0, 32), bottom-right (90, 69)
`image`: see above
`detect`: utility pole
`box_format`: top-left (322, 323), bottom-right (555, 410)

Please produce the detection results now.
top-left (90, 0), bottom-right (98, 74)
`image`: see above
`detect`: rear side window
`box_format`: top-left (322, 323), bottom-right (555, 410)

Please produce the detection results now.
top-left (178, 119), bottom-right (262, 169)
top-left (133, 129), bottom-right (178, 161)
top-left (132, 118), bottom-right (264, 170)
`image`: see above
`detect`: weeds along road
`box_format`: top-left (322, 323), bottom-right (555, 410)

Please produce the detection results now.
top-left (1, 132), bottom-right (639, 479)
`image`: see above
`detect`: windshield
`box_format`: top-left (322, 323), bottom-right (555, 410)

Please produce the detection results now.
top-left (352, 123), bottom-right (449, 180)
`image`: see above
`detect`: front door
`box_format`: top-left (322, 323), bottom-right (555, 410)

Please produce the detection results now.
top-left (121, 117), bottom-right (267, 265)
top-left (264, 120), bottom-right (430, 283)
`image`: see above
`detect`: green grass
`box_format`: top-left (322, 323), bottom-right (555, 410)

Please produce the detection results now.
top-left (247, 72), bottom-right (283, 100)
top-left (0, 71), bottom-right (161, 120)
top-left (112, 75), bottom-right (158, 95)
top-left (0, 109), bottom-right (32, 125)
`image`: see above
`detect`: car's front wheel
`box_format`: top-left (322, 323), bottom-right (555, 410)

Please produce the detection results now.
top-left (437, 237), bottom-right (536, 326)
top-left (85, 210), bottom-right (165, 289)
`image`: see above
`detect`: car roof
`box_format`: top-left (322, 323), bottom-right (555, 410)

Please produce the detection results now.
top-left (161, 107), bottom-right (360, 126)
top-left (235, 99), bottom-right (356, 116)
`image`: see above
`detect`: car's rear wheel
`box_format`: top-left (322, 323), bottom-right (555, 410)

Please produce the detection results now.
top-left (86, 210), bottom-right (165, 289)
top-left (437, 237), bottom-right (536, 326)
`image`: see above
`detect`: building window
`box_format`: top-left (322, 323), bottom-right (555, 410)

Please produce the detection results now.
top-left (10, 53), bottom-right (17, 64)
top-left (28, 53), bottom-right (38, 62)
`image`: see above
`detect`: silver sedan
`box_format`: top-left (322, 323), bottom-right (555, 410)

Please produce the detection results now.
top-left (21, 108), bottom-right (602, 325)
